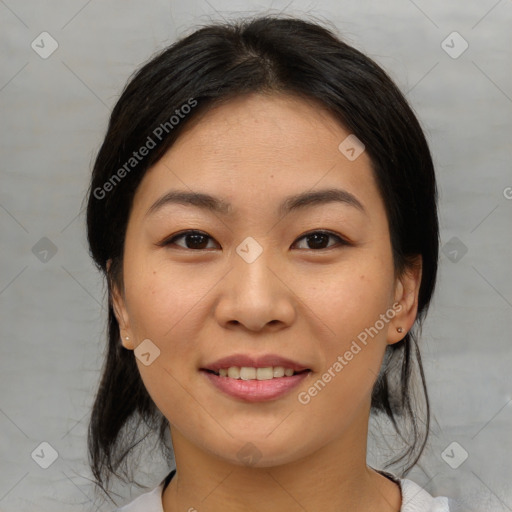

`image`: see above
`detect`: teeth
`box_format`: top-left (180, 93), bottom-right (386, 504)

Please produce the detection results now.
top-left (227, 367), bottom-right (240, 379)
top-left (214, 366), bottom-right (304, 380)
top-left (273, 367), bottom-right (285, 378)
top-left (240, 367), bottom-right (256, 380)
top-left (256, 367), bottom-right (273, 380)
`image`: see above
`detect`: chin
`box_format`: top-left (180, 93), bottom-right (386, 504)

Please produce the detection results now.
top-left (206, 436), bottom-right (310, 469)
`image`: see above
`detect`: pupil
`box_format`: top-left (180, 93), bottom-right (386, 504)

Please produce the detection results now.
top-left (187, 233), bottom-right (208, 249)
top-left (308, 233), bottom-right (328, 249)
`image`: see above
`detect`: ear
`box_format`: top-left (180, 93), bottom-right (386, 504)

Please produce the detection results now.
top-left (107, 258), bottom-right (135, 350)
top-left (388, 255), bottom-right (422, 345)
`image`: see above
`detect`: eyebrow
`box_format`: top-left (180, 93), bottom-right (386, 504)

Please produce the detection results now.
top-left (145, 187), bottom-right (367, 218)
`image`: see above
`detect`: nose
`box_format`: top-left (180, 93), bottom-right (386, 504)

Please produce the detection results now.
top-left (214, 242), bottom-right (296, 332)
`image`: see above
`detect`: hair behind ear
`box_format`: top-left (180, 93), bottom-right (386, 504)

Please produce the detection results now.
top-left (87, 299), bottom-right (172, 503)
top-left (371, 329), bottom-right (430, 474)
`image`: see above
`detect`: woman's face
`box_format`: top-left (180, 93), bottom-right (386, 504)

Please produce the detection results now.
top-left (112, 92), bottom-right (421, 467)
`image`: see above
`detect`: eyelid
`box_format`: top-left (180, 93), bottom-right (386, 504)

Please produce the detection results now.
top-left (295, 230), bottom-right (350, 248)
top-left (156, 229), bottom-right (216, 248)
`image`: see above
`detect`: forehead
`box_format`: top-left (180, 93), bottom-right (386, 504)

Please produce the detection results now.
top-left (171, 92), bottom-right (353, 162)
top-left (130, 92), bottom-right (384, 223)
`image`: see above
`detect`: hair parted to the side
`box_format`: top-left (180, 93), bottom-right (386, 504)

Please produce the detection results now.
top-left (85, 14), bottom-right (439, 502)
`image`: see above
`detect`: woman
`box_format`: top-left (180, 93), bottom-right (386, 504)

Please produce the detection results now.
top-left (86, 15), bottom-right (458, 511)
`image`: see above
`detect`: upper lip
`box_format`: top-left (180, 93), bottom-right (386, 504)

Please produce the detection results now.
top-left (201, 354), bottom-right (311, 372)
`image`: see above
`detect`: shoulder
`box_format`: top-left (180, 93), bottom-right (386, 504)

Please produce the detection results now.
top-left (111, 483), bottom-right (164, 512)
top-left (399, 477), bottom-right (451, 512)
top-left (377, 469), bottom-right (452, 512)
top-left (110, 470), bottom-right (175, 512)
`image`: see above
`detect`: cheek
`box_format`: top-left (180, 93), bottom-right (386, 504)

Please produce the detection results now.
top-left (304, 261), bottom-right (393, 341)
top-left (124, 258), bottom-right (209, 341)
top-left (295, 269), bottom-right (393, 421)
top-left (300, 258), bottom-right (394, 402)
top-left (123, 262), bottom-right (208, 424)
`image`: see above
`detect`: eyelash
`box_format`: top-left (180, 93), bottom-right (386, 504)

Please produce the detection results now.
top-left (158, 229), bottom-right (350, 251)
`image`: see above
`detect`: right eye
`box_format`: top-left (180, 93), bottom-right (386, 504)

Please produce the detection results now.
top-left (158, 230), bottom-right (219, 250)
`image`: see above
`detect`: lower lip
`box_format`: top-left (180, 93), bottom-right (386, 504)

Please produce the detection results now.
top-left (201, 370), bottom-right (311, 402)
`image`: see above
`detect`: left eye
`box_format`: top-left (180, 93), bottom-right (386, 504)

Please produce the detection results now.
top-left (293, 230), bottom-right (347, 250)
top-left (159, 230), bottom-right (348, 251)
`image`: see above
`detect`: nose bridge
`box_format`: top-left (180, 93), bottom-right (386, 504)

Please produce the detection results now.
top-left (232, 235), bottom-right (278, 300)
top-left (215, 235), bottom-right (295, 330)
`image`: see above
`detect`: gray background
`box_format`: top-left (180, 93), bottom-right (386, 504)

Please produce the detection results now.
top-left (1, 1), bottom-right (511, 511)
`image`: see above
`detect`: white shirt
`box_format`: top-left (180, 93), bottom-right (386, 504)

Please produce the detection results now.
top-left (114, 469), bottom-right (454, 511)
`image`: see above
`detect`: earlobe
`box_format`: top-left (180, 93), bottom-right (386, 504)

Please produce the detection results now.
top-left (112, 296), bottom-right (135, 350)
top-left (389, 256), bottom-right (422, 344)
top-left (121, 333), bottom-right (133, 349)
top-left (109, 267), bottom-right (135, 350)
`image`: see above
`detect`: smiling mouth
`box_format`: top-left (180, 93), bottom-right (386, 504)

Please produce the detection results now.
top-left (200, 366), bottom-right (312, 402)
top-left (202, 367), bottom-right (311, 380)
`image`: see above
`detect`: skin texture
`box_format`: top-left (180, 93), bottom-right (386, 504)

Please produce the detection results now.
top-left (111, 92), bottom-right (422, 512)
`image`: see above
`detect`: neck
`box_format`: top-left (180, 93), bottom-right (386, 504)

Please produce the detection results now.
top-left (162, 413), bottom-right (401, 512)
